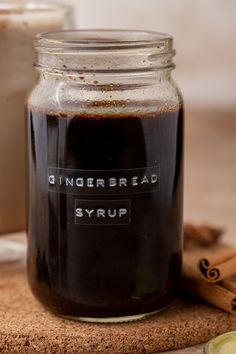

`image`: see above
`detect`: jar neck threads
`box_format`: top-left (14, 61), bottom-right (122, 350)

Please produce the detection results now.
top-left (34, 29), bottom-right (175, 74)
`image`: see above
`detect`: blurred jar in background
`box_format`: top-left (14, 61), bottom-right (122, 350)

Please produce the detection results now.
top-left (0, 2), bottom-right (72, 234)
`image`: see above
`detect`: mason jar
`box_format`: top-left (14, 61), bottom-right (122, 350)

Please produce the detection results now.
top-left (27, 30), bottom-right (184, 323)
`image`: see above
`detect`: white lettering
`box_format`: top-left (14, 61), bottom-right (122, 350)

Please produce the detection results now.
top-left (151, 174), bottom-right (158, 183)
top-left (66, 177), bottom-right (74, 187)
top-left (96, 179), bottom-right (105, 187)
top-left (109, 178), bottom-right (117, 187)
top-left (131, 176), bottom-right (138, 186)
top-left (49, 167), bottom-right (159, 193)
top-left (85, 209), bottom-right (94, 217)
top-left (76, 178), bottom-right (84, 187)
top-left (108, 209), bottom-right (116, 217)
top-left (75, 206), bottom-right (129, 221)
top-left (119, 178), bottom-right (127, 187)
top-left (97, 209), bottom-right (105, 217)
top-left (141, 175), bottom-right (149, 184)
top-left (75, 208), bottom-right (83, 217)
top-left (49, 175), bottom-right (56, 185)
top-left (119, 208), bottom-right (127, 217)
top-left (87, 178), bottom-right (94, 187)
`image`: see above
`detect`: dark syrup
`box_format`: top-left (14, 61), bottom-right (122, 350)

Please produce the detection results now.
top-left (27, 103), bottom-right (183, 318)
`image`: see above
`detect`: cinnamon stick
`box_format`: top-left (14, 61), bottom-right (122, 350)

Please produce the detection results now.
top-left (182, 223), bottom-right (236, 313)
top-left (182, 264), bottom-right (236, 314)
top-left (184, 244), bottom-right (236, 282)
top-left (198, 246), bottom-right (236, 282)
top-left (221, 278), bottom-right (236, 293)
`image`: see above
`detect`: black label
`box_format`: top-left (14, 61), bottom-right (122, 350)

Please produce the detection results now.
top-left (48, 165), bottom-right (160, 196)
top-left (74, 199), bottom-right (131, 225)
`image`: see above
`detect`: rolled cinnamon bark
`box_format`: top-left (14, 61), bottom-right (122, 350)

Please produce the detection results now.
top-left (184, 245), bottom-right (236, 282)
top-left (198, 246), bottom-right (236, 282)
top-left (182, 265), bottom-right (236, 314)
top-left (221, 278), bottom-right (236, 293)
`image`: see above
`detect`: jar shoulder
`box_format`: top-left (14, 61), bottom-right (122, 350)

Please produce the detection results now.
top-left (28, 74), bottom-right (183, 114)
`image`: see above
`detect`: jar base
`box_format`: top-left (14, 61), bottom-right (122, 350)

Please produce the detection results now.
top-left (60, 307), bottom-right (168, 323)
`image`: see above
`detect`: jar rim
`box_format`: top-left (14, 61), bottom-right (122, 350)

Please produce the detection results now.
top-left (35, 29), bottom-right (173, 51)
top-left (0, 1), bottom-right (70, 16)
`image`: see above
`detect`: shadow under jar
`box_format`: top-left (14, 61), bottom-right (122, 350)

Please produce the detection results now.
top-left (27, 30), bottom-right (184, 323)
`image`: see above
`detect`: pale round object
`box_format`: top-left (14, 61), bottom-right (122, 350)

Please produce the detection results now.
top-left (204, 331), bottom-right (236, 354)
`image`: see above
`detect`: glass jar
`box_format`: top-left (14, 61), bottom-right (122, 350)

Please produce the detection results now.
top-left (0, 2), bottom-right (72, 235)
top-left (27, 30), bottom-right (184, 323)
